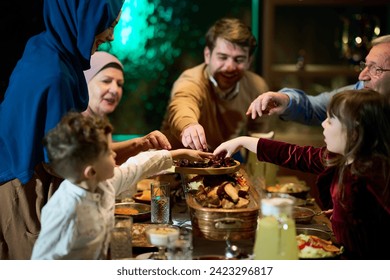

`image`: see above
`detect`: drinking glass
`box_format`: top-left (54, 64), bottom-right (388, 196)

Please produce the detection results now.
top-left (110, 215), bottom-right (133, 259)
top-left (151, 181), bottom-right (170, 224)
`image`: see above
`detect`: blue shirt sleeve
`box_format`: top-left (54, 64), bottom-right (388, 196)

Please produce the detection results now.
top-left (279, 81), bottom-right (363, 126)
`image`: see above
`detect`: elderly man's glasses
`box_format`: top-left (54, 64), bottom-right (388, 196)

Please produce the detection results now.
top-left (359, 61), bottom-right (390, 77)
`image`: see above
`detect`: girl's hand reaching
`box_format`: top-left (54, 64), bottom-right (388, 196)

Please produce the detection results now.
top-left (213, 138), bottom-right (244, 158)
top-left (214, 136), bottom-right (259, 158)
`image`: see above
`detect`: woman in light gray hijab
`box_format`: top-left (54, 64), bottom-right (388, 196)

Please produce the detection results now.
top-left (84, 51), bottom-right (172, 164)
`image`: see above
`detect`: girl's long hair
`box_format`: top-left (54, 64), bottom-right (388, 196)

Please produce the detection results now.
top-left (324, 89), bottom-right (390, 203)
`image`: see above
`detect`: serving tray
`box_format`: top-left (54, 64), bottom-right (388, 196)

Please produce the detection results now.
top-left (174, 160), bottom-right (241, 175)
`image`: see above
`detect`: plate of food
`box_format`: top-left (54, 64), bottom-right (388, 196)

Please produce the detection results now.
top-left (264, 182), bottom-right (310, 199)
top-left (296, 230), bottom-right (343, 259)
top-left (133, 190), bottom-right (151, 204)
top-left (132, 223), bottom-right (154, 248)
top-left (136, 178), bottom-right (155, 191)
top-left (114, 202), bottom-right (151, 222)
top-left (174, 158), bottom-right (240, 175)
top-left (293, 206), bottom-right (318, 224)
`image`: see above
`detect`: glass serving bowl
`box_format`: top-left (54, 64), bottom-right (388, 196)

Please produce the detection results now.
top-left (145, 224), bottom-right (179, 260)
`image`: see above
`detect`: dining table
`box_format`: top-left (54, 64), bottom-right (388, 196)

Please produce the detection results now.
top-left (123, 166), bottom-right (335, 260)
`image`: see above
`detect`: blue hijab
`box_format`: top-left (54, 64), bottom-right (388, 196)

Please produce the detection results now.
top-left (0, 0), bottom-right (123, 184)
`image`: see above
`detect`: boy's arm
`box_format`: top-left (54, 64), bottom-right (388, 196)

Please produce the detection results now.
top-left (170, 149), bottom-right (213, 161)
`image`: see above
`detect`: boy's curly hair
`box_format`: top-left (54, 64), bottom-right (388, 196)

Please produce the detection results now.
top-left (43, 112), bottom-right (113, 182)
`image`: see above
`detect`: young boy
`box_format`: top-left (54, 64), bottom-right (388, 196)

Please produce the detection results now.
top-left (31, 112), bottom-right (212, 259)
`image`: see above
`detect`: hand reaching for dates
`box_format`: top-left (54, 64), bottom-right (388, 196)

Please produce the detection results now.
top-left (174, 149), bottom-right (236, 168)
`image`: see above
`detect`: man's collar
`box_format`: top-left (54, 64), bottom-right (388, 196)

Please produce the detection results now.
top-left (209, 74), bottom-right (240, 100)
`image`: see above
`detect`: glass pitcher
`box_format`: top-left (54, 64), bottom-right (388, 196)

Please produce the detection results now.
top-left (253, 193), bottom-right (298, 260)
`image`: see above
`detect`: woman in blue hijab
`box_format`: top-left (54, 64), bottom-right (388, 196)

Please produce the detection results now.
top-left (0, 0), bottom-right (124, 259)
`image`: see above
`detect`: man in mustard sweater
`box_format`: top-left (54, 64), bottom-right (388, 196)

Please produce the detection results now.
top-left (161, 18), bottom-right (271, 155)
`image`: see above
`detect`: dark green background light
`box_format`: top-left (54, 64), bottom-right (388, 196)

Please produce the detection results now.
top-left (99, 0), bottom-right (253, 135)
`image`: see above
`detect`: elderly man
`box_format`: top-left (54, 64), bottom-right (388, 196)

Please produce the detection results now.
top-left (247, 35), bottom-right (390, 125)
